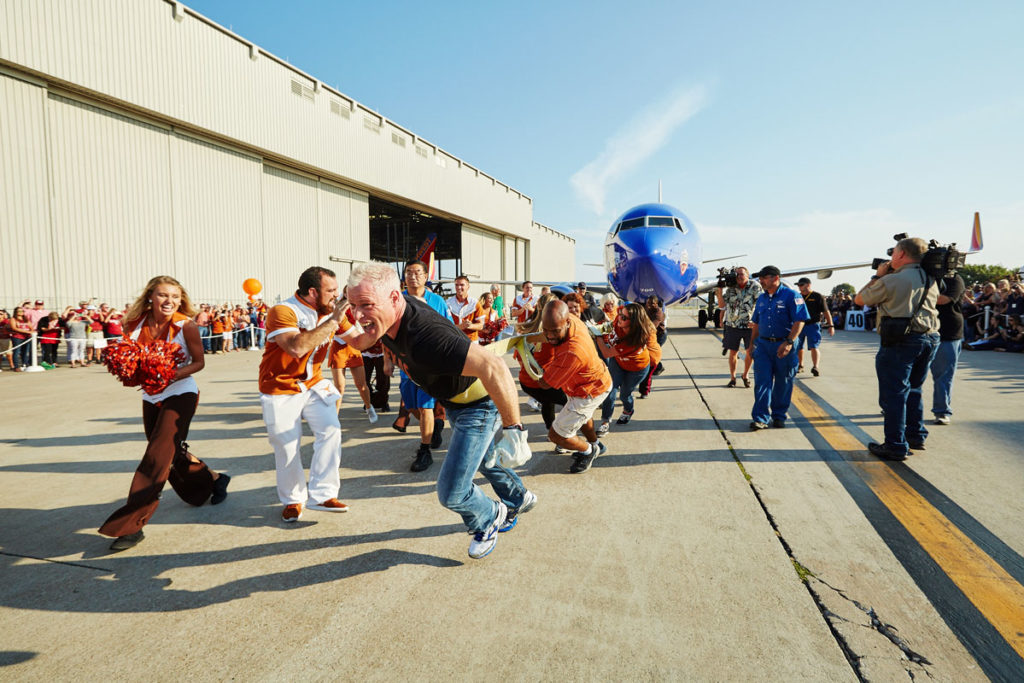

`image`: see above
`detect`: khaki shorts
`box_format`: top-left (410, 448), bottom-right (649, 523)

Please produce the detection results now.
top-left (552, 391), bottom-right (611, 439)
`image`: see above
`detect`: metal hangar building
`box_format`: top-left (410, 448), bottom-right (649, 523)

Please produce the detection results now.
top-left (0, 0), bottom-right (575, 307)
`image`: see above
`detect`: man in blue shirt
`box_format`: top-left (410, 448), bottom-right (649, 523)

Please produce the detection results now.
top-left (394, 259), bottom-right (455, 471)
top-left (749, 266), bottom-right (810, 429)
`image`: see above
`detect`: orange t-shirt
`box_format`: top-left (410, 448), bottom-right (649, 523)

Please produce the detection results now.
top-left (328, 336), bottom-right (364, 369)
top-left (516, 341), bottom-right (553, 390)
top-left (258, 297), bottom-right (332, 395)
top-left (541, 316), bottom-right (612, 398)
top-left (613, 329), bottom-right (662, 372)
top-left (211, 318), bottom-right (225, 334)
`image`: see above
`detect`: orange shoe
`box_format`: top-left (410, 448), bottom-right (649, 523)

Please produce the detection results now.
top-left (307, 498), bottom-right (349, 513)
top-left (282, 503), bottom-right (303, 522)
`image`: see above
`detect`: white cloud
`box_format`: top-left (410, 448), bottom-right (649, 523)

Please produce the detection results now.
top-left (570, 85), bottom-right (707, 215)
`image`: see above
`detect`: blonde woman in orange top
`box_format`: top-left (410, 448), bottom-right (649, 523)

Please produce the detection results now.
top-left (595, 302), bottom-right (661, 434)
top-left (99, 276), bottom-right (229, 552)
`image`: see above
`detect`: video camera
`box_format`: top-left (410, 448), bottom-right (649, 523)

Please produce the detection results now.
top-left (716, 267), bottom-right (739, 288)
top-left (872, 233), bottom-right (966, 279)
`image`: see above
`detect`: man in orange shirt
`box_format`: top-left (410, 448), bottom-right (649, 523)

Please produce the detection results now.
top-left (259, 266), bottom-right (354, 522)
top-left (447, 275), bottom-right (484, 342)
top-left (537, 299), bottom-right (612, 474)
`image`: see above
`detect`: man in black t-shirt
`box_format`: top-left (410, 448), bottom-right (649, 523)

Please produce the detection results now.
top-left (342, 263), bottom-right (535, 559)
top-left (930, 273), bottom-right (965, 425)
top-left (795, 278), bottom-right (835, 376)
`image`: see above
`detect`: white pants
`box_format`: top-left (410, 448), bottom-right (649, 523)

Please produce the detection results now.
top-left (261, 382), bottom-right (342, 505)
top-left (67, 338), bottom-right (86, 362)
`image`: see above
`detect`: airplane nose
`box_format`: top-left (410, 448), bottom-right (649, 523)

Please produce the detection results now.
top-left (608, 227), bottom-right (700, 304)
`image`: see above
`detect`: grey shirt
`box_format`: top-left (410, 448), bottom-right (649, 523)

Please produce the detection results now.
top-left (858, 263), bottom-right (939, 334)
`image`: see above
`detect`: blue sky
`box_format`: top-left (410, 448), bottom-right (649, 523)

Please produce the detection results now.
top-left (186, 0), bottom-right (1024, 284)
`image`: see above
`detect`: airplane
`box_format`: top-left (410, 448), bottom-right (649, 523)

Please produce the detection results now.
top-left (433, 203), bottom-right (983, 324)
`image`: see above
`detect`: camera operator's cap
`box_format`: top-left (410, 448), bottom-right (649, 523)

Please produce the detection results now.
top-left (796, 277), bottom-right (812, 286)
top-left (577, 282), bottom-right (587, 288)
top-left (752, 265), bottom-right (781, 278)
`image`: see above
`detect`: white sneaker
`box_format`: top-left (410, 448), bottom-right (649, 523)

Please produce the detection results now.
top-left (499, 490), bottom-right (537, 532)
top-left (596, 421), bottom-right (610, 437)
top-left (367, 406), bottom-right (379, 424)
top-left (934, 415), bottom-right (951, 425)
top-left (527, 397), bottom-right (542, 412)
top-left (468, 503), bottom-right (507, 559)
top-left (554, 445), bottom-right (572, 454)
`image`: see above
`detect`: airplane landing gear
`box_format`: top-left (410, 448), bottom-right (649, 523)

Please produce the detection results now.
top-left (698, 309), bottom-right (709, 329)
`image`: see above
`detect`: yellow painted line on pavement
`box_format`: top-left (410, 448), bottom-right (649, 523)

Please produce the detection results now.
top-left (790, 386), bottom-right (1024, 658)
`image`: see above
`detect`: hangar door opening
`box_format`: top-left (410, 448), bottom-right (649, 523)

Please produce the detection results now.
top-left (368, 196), bottom-right (461, 277)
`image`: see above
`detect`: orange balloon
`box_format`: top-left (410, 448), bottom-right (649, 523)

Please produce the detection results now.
top-left (248, 294), bottom-right (258, 303)
top-left (242, 278), bottom-right (262, 296)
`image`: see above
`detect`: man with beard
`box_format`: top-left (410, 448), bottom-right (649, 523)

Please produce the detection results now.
top-left (537, 300), bottom-right (612, 474)
top-left (259, 266), bottom-right (354, 522)
top-left (342, 262), bottom-right (534, 559)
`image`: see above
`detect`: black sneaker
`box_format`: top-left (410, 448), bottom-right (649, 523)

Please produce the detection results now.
top-left (570, 442), bottom-right (606, 474)
top-left (431, 420), bottom-right (444, 449)
top-left (868, 441), bottom-right (908, 461)
top-left (411, 445), bottom-right (433, 472)
top-left (211, 473), bottom-right (230, 505)
top-left (811, 367), bottom-right (820, 377)
top-left (908, 441), bottom-right (926, 451)
top-left (653, 363), bottom-right (665, 376)
top-left (499, 490), bottom-right (537, 532)
top-left (109, 530), bottom-right (144, 552)
top-left (772, 419), bottom-right (785, 428)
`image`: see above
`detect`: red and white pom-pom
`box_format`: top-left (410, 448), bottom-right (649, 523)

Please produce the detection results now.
top-left (480, 317), bottom-right (508, 343)
top-left (102, 339), bottom-right (183, 394)
top-left (102, 340), bottom-right (144, 388)
top-left (138, 340), bottom-right (184, 395)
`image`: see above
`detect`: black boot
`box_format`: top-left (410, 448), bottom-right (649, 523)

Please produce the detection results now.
top-left (431, 420), bottom-right (444, 449)
top-left (411, 444), bottom-right (433, 472)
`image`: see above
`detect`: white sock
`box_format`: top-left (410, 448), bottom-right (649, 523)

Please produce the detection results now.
top-left (577, 443), bottom-right (594, 455)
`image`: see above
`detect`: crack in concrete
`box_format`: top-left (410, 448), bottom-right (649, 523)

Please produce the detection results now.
top-left (0, 550), bottom-right (112, 573)
top-left (813, 576), bottom-right (935, 679)
top-left (674, 343), bottom-right (867, 682)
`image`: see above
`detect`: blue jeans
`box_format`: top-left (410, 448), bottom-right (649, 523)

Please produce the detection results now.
top-left (600, 359), bottom-right (647, 421)
top-left (254, 327), bottom-right (266, 349)
top-left (930, 339), bottom-right (960, 417)
top-left (437, 399), bottom-right (528, 533)
top-left (751, 339), bottom-right (799, 423)
top-left (876, 332), bottom-right (939, 453)
top-left (12, 337), bottom-right (32, 368)
top-left (198, 325), bottom-right (211, 352)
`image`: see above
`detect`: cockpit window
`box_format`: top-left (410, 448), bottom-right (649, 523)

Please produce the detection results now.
top-left (620, 217), bottom-right (646, 231)
top-left (647, 216), bottom-right (675, 227)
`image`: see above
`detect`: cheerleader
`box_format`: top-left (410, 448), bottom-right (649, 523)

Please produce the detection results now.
top-left (99, 276), bottom-right (229, 551)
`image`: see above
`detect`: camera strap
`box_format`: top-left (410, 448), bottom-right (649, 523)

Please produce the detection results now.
top-left (905, 269), bottom-right (932, 334)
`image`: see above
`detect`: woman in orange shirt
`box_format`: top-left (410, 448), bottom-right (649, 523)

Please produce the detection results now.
top-left (595, 302), bottom-right (660, 434)
top-left (98, 276), bottom-right (229, 551)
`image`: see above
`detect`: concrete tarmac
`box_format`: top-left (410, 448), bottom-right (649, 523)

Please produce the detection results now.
top-left (1, 318), bottom-right (1022, 681)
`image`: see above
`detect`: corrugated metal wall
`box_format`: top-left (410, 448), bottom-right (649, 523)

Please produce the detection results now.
top-left (0, 0), bottom-right (536, 237)
top-left (0, 71), bottom-right (371, 308)
top-left (0, 73), bottom-right (53, 304)
top-left (0, 0), bottom-right (576, 307)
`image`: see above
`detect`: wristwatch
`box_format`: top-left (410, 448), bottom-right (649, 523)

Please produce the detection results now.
top-left (784, 339), bottom-right (795, 345)
top-left (503, 423), bottom-right (526, 431)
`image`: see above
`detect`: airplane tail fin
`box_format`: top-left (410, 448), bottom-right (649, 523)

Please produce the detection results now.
top-left (414, 232), bottom-right (439, 279)
top-left (969, 212), bottom-right (983, 253)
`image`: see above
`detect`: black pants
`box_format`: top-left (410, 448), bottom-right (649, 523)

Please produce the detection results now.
top-left (522, 385), bottom-right (567, 430)
top-left (99, 392), bottom-right (216, 537)
top-left (363, 355), bottom-right (390, 409)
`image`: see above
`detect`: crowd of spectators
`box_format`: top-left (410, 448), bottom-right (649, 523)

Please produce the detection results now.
top-left (825, 276), bottom-right (1023, 353)
top-left (0, 298), bottom-right (269, 372)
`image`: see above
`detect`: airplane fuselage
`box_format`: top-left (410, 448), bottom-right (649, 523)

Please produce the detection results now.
top-left (603, 202), bottom-right (702, 305)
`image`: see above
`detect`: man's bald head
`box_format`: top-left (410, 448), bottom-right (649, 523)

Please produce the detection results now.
top-left (542, 299), bottom-right (571, 345)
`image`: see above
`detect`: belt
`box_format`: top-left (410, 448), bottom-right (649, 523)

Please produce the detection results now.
top-left (725, 324), bottom-right (749, 329)
top-left (760, 336), bottom-right (789, 342)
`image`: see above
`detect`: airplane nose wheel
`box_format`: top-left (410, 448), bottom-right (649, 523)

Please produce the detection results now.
top-left (698, 308), bottom-right (709, 329)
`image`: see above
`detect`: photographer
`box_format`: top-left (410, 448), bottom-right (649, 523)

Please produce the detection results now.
top-left (716, 267), bottom-right (761, 388)
top-left (855, 237), bottom-right (939, 461)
